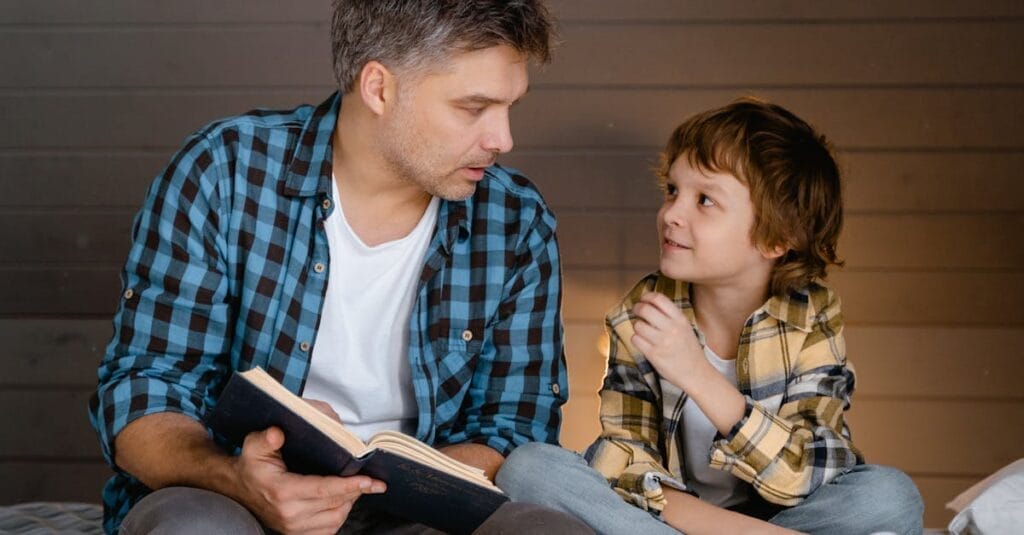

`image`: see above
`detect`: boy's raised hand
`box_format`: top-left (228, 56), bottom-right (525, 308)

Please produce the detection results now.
top-left (630, 291), bottom-right (706, 391)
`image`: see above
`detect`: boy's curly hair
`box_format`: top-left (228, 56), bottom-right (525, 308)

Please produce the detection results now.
top-left (657, 97), bottom-right (844, 296)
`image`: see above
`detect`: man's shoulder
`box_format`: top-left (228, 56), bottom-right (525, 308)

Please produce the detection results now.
top-left (190, 102), bottom-right (317, 148)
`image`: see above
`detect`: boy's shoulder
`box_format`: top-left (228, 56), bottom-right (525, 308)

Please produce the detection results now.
top-left (764, 279), bottom-right (842, 332)
top-left (607, 272), bottom-right (841, 331)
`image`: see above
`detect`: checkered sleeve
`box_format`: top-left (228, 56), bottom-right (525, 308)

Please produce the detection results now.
top-left (710, 288), bottom-right (862, 505)
top-left (585, 284), bottom-right (685, 515)
top-left (450, 200), bottom-right (568, 457)
top-left (89, 130), bottom-right (235, 468)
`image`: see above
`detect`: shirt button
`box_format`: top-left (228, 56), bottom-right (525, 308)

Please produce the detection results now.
top-left (321, 199), bottom-right (331, 210)
top-left (313, 262), bottom-right (325, 273)
top-left (551, 383), bottom-right (561, 395)
top-left (123, 288), bottom-right (134, 299)
top-left (461, 330), bottom-right (473, 342)
top-left (299, 341), bottom-right (311, 352)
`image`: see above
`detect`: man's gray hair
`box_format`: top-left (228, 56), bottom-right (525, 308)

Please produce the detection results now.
top-left (331, 0), bottom-right (554, 93)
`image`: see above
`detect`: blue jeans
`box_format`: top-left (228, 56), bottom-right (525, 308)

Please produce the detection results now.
top-left (495, 442), bottom-right (924, 535)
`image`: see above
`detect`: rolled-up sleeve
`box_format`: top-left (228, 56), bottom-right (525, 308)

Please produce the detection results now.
top-left (89, 132), bottom-right (234, 468)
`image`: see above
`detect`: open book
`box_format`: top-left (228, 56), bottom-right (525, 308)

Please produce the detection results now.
top-left (205, 367), bottom-right (508, 534)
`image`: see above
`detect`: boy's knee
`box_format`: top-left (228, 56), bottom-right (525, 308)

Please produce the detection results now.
top-left (848, 465), bottom-right (924, 532)
top-left (496, 442), bottom-right (578, 500)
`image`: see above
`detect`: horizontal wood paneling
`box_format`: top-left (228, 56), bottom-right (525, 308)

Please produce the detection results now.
top-left (5, 151), bottom-right (1023, 213)
top-left (3, 320), bottom-right (109, 386)
top-left (4, 211), bottom-right (1022, 270)
top-left (617, 213), bottom-right (1024, 270)
top-left (563, 269), bottom-right (628, 323)
top-left (830, 271), bottom-right (1024, 326)
top-left (848, 327), bottom-right (1024, 399)
top-left (3, 89), bottom-right (1023, 150)
top-left (848, 400), bottom-right (1024, 476)
top-left (915, 475), bottom-right (982, 530)
top-left (4, 23), bottom-right (1021, 88)
top-left (0, 462), bottom-right (111, 504)
top-left (0, 390), bottom-right (99, 458)
top-left (3, 0), bottom-right (1023, 25)
top-left (540, 23), bottom-right (1024, 87)
top-left (6, 267), bottom-right (1024, 325)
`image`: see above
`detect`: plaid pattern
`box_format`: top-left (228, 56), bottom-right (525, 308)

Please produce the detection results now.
top-left (586, 273), bottom-right (861, 513)
top-left (88, 92), bottom-right (567, 533)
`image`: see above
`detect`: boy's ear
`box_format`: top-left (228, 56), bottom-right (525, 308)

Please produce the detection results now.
top-left (760, 243), bottom-right (788, 261)
top-left (357, 60), bottom-right (396, 116)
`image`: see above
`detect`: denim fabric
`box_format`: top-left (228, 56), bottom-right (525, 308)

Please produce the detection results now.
top-left (497, 442), bottom-right (924, 535)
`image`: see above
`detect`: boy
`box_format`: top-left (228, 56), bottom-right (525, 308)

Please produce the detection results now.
top-left (497, 98), bottom-right (924, 534)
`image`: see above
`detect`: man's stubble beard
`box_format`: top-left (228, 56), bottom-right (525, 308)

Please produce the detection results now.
top-left (377, 104), bottom-right (479, 202)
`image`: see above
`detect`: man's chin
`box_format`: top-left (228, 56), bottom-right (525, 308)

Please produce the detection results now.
top-left (429, 182), bottom-right (478, 202)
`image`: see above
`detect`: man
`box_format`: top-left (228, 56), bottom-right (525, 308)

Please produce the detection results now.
top-left (89, 1), bottom-right (590, 533)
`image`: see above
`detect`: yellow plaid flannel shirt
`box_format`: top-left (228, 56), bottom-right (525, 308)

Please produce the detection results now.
top-left (586, 273), bottom-right (863, 513)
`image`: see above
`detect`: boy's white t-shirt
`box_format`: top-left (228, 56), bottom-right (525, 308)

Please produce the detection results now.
top-left (681, 343), bottom-right (747, 508)
top-left (302, 183), bottom-right (439, 442)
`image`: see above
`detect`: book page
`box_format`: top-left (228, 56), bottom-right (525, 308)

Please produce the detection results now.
top-left (240, 367), bottom-right (368, 456)
top-left (367, 432), bottom-right (498, 490)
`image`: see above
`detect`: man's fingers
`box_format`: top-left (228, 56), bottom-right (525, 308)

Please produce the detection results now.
top-left (304, 399), bottom-right (342, 423)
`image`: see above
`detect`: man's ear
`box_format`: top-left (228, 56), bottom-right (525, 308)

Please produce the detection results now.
top-left (357, 60), bottom-right (394, 116)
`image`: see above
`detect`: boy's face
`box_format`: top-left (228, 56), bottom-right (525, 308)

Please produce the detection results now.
top-left (378, 44), bottom-right (529, 200)
top-left (657, 157), bottom-right (779, 289)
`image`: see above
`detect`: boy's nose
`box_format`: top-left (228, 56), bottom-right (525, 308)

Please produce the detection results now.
top-left (662, 199), bottom-right (688, 227)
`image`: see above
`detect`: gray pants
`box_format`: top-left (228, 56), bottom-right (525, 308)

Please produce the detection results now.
top-left (120, 486), bottom-right (594, 534)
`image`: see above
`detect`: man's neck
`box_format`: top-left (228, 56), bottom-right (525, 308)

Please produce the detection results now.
top-left (691, 279), bottom-right (771, 360)
top-left (331, 98), bottom-right (433, 247)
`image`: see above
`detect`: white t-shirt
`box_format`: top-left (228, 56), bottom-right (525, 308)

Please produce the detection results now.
top-left (302, 182), bottom-right (439, 442)
top-left (680, 343), bottom-right (747, 508)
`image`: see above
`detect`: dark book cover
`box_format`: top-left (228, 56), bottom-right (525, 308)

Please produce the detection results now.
top-left (205, 370), bottom-right (509, 535)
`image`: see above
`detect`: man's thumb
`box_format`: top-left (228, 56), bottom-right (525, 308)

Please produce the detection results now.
top-left (246, 426), bottom-right (285, 455)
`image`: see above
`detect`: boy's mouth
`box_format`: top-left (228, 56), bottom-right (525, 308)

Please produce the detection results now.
top-left (663, 237), bottom-right (691, 249)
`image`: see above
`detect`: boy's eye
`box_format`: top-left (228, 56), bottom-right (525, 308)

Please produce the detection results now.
top-left (698, 194), bottom-right (716, 207)
top-left (662, 183), bottom-right (678, 197)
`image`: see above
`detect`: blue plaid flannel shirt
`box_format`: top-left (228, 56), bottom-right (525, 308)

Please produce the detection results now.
top-left (88, 92), bottom-right (568, 533)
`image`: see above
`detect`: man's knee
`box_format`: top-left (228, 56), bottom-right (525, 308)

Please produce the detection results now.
top-left (120, 487), bottom-right (263, 535)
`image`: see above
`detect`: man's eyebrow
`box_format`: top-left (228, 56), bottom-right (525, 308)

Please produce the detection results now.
top-left (456, 86), bottom-right (530, 107)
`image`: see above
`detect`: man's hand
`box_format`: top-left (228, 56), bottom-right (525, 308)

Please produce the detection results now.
top-left (231, 427), bottom-right (386, 535)
top-left (630, 291), bottom-right (706, 391)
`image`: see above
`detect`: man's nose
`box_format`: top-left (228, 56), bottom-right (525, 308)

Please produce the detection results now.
top-left (482, 111), bottom-right (514, 154)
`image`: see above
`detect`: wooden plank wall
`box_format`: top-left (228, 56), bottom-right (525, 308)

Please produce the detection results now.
top-left (2, 0), bottom-right (1022, 529)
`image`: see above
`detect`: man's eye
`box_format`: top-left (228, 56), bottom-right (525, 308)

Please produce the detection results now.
top-left (699, 194), bottom-right (716, 207)
top-left (464, 107), bottom-right (485, 116)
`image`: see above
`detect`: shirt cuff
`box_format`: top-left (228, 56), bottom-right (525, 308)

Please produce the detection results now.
top-left (614, 462), bottom-right (695, 514)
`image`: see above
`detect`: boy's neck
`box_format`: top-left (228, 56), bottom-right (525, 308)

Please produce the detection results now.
top-left (691, 279), bottom-right (771, 360)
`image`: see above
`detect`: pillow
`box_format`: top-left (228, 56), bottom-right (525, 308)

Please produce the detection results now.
top-left (947, 458), bottom-right (1024, 535)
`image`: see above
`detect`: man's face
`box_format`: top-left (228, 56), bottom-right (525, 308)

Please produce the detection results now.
top-left (378, 44), bottom-right (529, 200)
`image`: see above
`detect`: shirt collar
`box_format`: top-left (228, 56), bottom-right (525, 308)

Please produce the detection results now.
top-left (660, 276), bottom-right (814, 333)
top-left (282, 92), bottom-right (340, 198)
